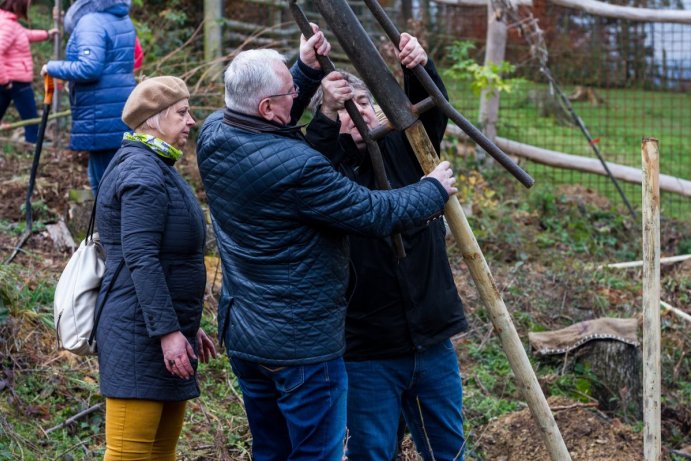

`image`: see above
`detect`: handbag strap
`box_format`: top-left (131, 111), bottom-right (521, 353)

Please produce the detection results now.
top-left (88, 257), bottom-right (125, 346)
top-left (85, 155), bottom-right (125, 347)
top-left (85, 156), bottom-right (123, 240)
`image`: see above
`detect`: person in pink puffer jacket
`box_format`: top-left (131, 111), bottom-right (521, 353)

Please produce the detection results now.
top-left (0, 0), bottom-right (57, 143)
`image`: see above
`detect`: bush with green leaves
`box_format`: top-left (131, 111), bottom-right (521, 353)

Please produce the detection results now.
top-left (444, 41), bottom-right (524, 96)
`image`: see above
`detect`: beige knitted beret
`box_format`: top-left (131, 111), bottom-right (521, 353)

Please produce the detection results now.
top-left (122, 76), bottom-right (190, 129)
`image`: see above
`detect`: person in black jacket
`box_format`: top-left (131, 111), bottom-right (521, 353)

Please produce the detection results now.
top-left (95, 76), bottom-right (217, 460)
top-left (306, 33), bottom-right (468, 461)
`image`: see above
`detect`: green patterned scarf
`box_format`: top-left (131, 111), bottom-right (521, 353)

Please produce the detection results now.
top-left (124, 132), bottom-right (183, 162)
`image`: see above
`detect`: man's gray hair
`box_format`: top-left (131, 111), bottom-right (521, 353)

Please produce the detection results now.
top-left (224, 49), bottom-right (287, 114)
top-left (308, 70), bottom-right (371, 114)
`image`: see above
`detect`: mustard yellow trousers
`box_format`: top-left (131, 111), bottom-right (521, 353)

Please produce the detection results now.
top-left (104, 398), bottom-right (186, 461)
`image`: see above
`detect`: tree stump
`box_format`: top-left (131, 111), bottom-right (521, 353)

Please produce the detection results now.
top-left (529, 318), bottom-right (642, 421)
top-left (568, 340), bottom-right (642, 420)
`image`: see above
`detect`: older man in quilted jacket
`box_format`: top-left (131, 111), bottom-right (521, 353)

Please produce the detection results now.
top-left (197, 26), bottom-right (457, 461)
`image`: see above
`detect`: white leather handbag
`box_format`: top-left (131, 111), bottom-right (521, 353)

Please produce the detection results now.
top-left (53, 231), bottom-right (107, 355)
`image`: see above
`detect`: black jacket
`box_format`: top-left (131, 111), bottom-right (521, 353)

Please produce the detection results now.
top-left (306, 61), bottom-right (468, 360)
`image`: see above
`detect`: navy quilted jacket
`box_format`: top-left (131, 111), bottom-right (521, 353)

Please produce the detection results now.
top-left (197, 79), bottom-right (449, 366)
top-left (46, 4), bottom-right (135, 152)
top-left (94, 140), bottom-right (206, 401)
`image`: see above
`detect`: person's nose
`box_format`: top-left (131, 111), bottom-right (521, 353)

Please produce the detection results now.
top-left (187, 114), bottom-right (195, 126)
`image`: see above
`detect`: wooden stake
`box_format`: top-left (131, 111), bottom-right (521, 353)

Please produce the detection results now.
top-left (641, 136), bottom-right (661, 461)
top-left (605, 254), bottom-right (691, 269)
top-left (660, 301), bottom-right (691, 323)
top-left (405, 120), bottom-right (572, 461)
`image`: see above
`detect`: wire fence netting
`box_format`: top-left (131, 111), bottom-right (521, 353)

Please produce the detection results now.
top-left (224, 0), bottom-right (690, 219)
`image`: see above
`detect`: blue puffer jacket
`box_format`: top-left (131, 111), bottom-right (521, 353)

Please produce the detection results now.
top-left (46, 3), bottom-right (135, 151)
top-left (95, 140), bottom-right (206, 401)
top-left (197, 91), bottom-right (449, 366)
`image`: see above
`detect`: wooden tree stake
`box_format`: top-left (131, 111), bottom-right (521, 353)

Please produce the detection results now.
top-left (405, 121), bottom-right (572, 461)
top-left (641, 136), bottom-right (661, 461)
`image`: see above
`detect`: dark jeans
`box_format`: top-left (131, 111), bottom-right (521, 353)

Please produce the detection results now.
top-left (88, 149), bottom-right (117, 194)
top-left (229, 356), bottom-right (347, 461)
top-left (345, 339), bottom-right (465, 461)
top-left (0, 81), bottom-right (39, 143)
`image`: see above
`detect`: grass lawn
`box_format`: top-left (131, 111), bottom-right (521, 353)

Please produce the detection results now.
top-left (445, 80), bottom-right (690, 219)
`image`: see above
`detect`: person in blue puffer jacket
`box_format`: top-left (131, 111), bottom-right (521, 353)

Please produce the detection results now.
top-left (42, 0), bottom-right (135, 193)
top-left (197, 25), bottom-right (459, 461)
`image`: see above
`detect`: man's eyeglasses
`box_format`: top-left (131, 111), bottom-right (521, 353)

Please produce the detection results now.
top-left (265, 84), bottom-right (300, 99)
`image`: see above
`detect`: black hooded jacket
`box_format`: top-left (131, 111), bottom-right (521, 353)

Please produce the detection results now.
top-left (305, 60), bottom-right (468, 360)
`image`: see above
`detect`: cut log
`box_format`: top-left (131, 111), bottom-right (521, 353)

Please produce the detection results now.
top-left (549, 0), bottom-right (691, 24)
top-left (445, 126), bottom-right (691, 197)
top-left (660, 300), bottom-right (691, 323)
top-left (605, 254), bottom-right (691, 269)
top-left (435, 0), bottom-right (533, 5)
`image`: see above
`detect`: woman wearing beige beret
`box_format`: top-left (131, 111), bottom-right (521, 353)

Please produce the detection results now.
top-left (94, 76), bottom-right (216, 460)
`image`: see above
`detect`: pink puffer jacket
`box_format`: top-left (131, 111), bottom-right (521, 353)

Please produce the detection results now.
top-left (0, 10), bottom-right (49, 85)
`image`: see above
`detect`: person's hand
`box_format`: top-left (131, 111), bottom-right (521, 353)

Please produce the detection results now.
top-left (47, 28), bottom-right (59, 39)
top-left (424, 160), bottom-right (457, 196)
top-left (161, 330), bottom-right (196, 380)
top-left (299, 23), bottom-right (331, 70)
top-left (320, 72), bottom-right (352, 120)
top-left (196, 328), bottom-right (217, 364)
top-left (396, 33), bottom-right (427, 69)
top-left (40, 65), bottom-right (49, 77)
top-left (0, 122), bottom-right (11, 130)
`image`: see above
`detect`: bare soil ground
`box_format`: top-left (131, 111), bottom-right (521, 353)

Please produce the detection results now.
top-left (477, 396), bottom-right (643, 461)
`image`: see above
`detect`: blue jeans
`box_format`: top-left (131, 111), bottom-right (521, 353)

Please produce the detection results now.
top-left (0, 81), bottom-right (39, 143)
top-left (345, 339), bottom-right (465, 461)
top-left (88, 149), bottom-right (117, 194)
top-left (229, 356), bottom-right (347, 461)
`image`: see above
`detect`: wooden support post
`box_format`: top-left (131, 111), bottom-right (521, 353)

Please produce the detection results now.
top-left (477, 0), bottom-right (507, 164)
top-left (204, 0), bottom-right (224, 82)
top-left (641, 137), bottom-right (661, 461)
top-left (405, 121), bottom-right (572, 461)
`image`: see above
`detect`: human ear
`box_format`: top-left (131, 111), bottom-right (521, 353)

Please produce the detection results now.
top-left (257, 98), bottom-right (274, 121)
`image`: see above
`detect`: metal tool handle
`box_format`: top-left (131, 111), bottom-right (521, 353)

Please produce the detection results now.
top-left (43, 75), bottom-right (55, 105)
top-left (363, 0), bottom-right (534, 189)
top-left (289, 0), bottom-right (406, 258)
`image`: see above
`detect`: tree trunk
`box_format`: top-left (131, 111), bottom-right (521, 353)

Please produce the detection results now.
top-left (204, 0), bottom-right (224, 82)
top-left (477, 1), bottom-right (507, 164)
top-left (569, 340), bottom-right (643, 420)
